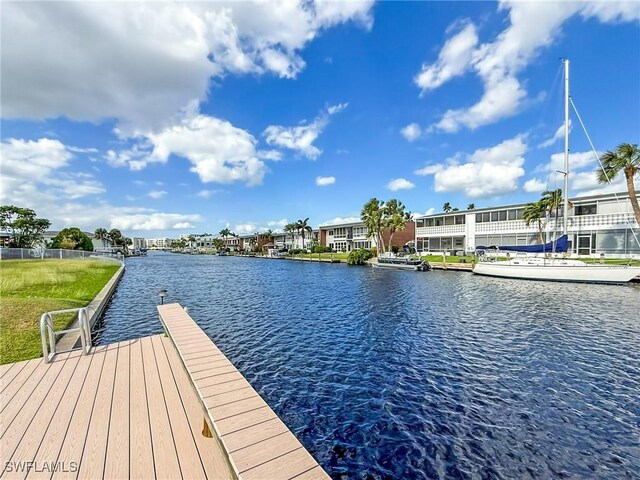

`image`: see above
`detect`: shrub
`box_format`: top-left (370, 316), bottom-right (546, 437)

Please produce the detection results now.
top-left (312, 245), bottom-right (332, 253)
top-left (289, 248), bottom-right (304, 255)
top-left (347, 248), bottom-right (373, 266)
top-left (369, 247), bottom-right (377, 257)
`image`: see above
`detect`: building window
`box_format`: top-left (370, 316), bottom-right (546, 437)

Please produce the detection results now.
top-left (575, 204), bottom-right (597, 216)
top-left (416, 219), bottom-right (424, 228)
top-left (434, 217), bottom-right (443, 226)
top-left (508, 210), bottom-right (517, 220)
top-left (455, 215), bottom-right (465, 225)
top-left (491, 212), bottom-right (498, 222)
top-left (499, 211), bottom-right (507, 221)
top-left (328, 230), bottom-right (333, 236)
top-left (515, 209), bottom-right (524, 220)
top-left (426, 218), bottom-right (434, 227)
top-left (445, 216), bottom-right (454, 226)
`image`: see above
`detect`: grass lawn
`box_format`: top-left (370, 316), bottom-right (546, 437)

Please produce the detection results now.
top-left (0, 259), bottom-right (120, 365)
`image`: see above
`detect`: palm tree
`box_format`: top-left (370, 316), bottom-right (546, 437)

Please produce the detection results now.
top-left (383, 199), bottom-right (411, 253)
top-left (442, 202), bottom-right (452, 213)
top-left (94, 227), bottom-right (108, 247)
top-left (284, 222), bottom-right (296, 249)
top-left (108, 228), bottom-right (123, 246)
top-left (219, 228), bottom-right (231, 249)
top-left (295, 218), bottom-right (313, 251)
top-left (467, 203), bottom-right (475, 210)
top-left (542, 189), bottom-right (563, 233)
top-left (597, 143), bottom-right (640, 225)
top-left (188, 234), bottom-right (196, 250)
top-left (523, 201), bottom-right (545, 243)
top-left (361, 198), bottom-right (385, 254)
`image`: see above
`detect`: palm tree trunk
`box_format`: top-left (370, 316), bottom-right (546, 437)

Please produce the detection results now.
top-left (625, 167), bottom-right (640, 226)
top-left (387, 230), bottom-right (394, 253)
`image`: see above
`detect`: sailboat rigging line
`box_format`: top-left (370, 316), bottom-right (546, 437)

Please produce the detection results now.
top-left (569, 96), bottom-right (640, 249)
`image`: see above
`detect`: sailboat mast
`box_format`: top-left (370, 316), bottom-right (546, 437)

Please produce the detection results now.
top-left (563, 58), bottom-right (570, 235)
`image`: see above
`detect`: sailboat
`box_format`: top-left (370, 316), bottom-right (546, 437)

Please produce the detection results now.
top-left (473, 59), bottom-right (640, 284)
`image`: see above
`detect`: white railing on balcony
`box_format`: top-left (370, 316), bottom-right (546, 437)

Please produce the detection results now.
top-left (415, 224), bottom-right (465, 236)
top-left (475, 220), bottom-right (530, 233)
top-left (568, 213), bottom-right (637, 230)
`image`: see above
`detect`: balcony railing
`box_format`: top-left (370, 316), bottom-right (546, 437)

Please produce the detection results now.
top-left (415, 224), bottom-right (465, 236)
top-left (416, 213), bottom-right (638, 237)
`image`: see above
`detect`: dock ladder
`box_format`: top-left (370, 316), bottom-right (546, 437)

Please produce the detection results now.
top-left (40, 307), bottom-right (92, 364)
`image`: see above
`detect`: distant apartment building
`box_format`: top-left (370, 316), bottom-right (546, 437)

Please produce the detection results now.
top-left (130, 237), bottom-right (147, 250)
top-left (319, 221), bottom-right (414, 252)
top-left (147, 238), bottom-right (173, 250)
top-left (414, 192), bottom-right (640, 257)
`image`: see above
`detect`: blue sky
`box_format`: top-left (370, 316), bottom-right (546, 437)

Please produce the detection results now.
top-left (2, 1), bottom-right (639, 237)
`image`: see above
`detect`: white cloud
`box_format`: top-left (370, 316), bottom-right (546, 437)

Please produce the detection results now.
top-left (142, 113), bottom-right (269, 186)
top-left (316, 176), bottom-right (336, 186)
top-left (386, 178), bottom-right (416, 191)
top-left (1, 2), bottom-right (373, 134)
top-left (196, 189), bottom-right (221, 199)
top-left (420, 2), bottom-right (639, 133)
top-left (234, 223), bottom-right (258, 235)
top-left (1, 137), bottom-right (106, 203)
top-left (414, 164), bottom-right (443, 176)
top-left (538, 120), bottom-right (572, 149)
top-left (320, 216), bottom-right (361, 226)
top-left (263, 103), bottom-right (347, 160)
top-left (523, 178), bottom-right (546, 193)
top-left (531, 149), bottom-right (633, 196)
top-left (400, 123), bottom-right (422, 142)
top-left (411, 207), bottom-right (435, 219)
top-left (111, 213), bottom-right (201, 231)
top-left (148, 190), bottom-right (167, 199)
top-left (415, 22), bottom-right (478, 92)
top-left (420, 136), bottom-right (528, 198)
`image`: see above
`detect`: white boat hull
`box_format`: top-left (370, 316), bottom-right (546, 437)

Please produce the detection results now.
top-left (473, 261), bottom-right (640, 284)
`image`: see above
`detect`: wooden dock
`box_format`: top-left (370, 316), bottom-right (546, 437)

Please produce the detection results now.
top-left (0, 304), bottom-right (329, 479)
top-left (158, 304), bottom-right (329, 480)
top-left (0, 336), bottom-right (232, 479)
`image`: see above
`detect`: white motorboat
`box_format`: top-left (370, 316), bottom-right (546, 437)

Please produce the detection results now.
top-left (371, 252), bottom-right (430, 271)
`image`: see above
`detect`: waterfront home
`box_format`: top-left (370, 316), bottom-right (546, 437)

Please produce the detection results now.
top-left (42, 230), bottom-right (112, 251)
top-left (414, 192), bottom-right (640, 257)
top-left (319, 221), bottom-right (414, 252)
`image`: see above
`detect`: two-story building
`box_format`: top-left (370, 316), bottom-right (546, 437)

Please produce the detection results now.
top-left (414, 192), bottom-right (640, 257)
top-left (319, 221), bottom-right (414, 252)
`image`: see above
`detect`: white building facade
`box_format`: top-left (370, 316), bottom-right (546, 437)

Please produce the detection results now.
top-left (415, 193), bottom-right (640, 258)
top-left (319, 221), bottom-right (378, 252)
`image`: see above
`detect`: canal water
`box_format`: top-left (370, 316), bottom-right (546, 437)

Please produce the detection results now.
top-left (96, 252), bottom-right (640, 479)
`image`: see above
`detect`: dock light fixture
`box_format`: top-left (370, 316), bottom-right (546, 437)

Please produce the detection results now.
top-left (159, 289), bottom-right (167, 305)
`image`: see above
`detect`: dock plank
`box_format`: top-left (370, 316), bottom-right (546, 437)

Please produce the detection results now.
top-left (23, 352), bottom-right (96, 480)
top-left (151, 335), bottom-right (207, 479)
top-left (0, 352), bottom-right (80, 466)
top-left (76, 342), bottom-right (119, 479)
top-left (103, 340), bottom-right (131, 479)
top-left (141, 336), bottom-right (182, 479)
top-left (0, 359), bottom-right (39, 412)
top-left (128, 339), bottom-right (155, 479)
top-left (51, 345), bottom-right (110, 480)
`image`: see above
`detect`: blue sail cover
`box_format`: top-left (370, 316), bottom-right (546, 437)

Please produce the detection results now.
top-left (477, 234), bottom-right (568, 253)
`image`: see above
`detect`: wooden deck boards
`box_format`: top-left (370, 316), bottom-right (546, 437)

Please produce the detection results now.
top-left (158, 303), bottom-right (330, 480)
top-left (0, 336), bottom-right (233, 479)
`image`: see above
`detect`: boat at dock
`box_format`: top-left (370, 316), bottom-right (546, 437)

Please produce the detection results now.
top-left (372, 252), bottom-right (430, 271)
